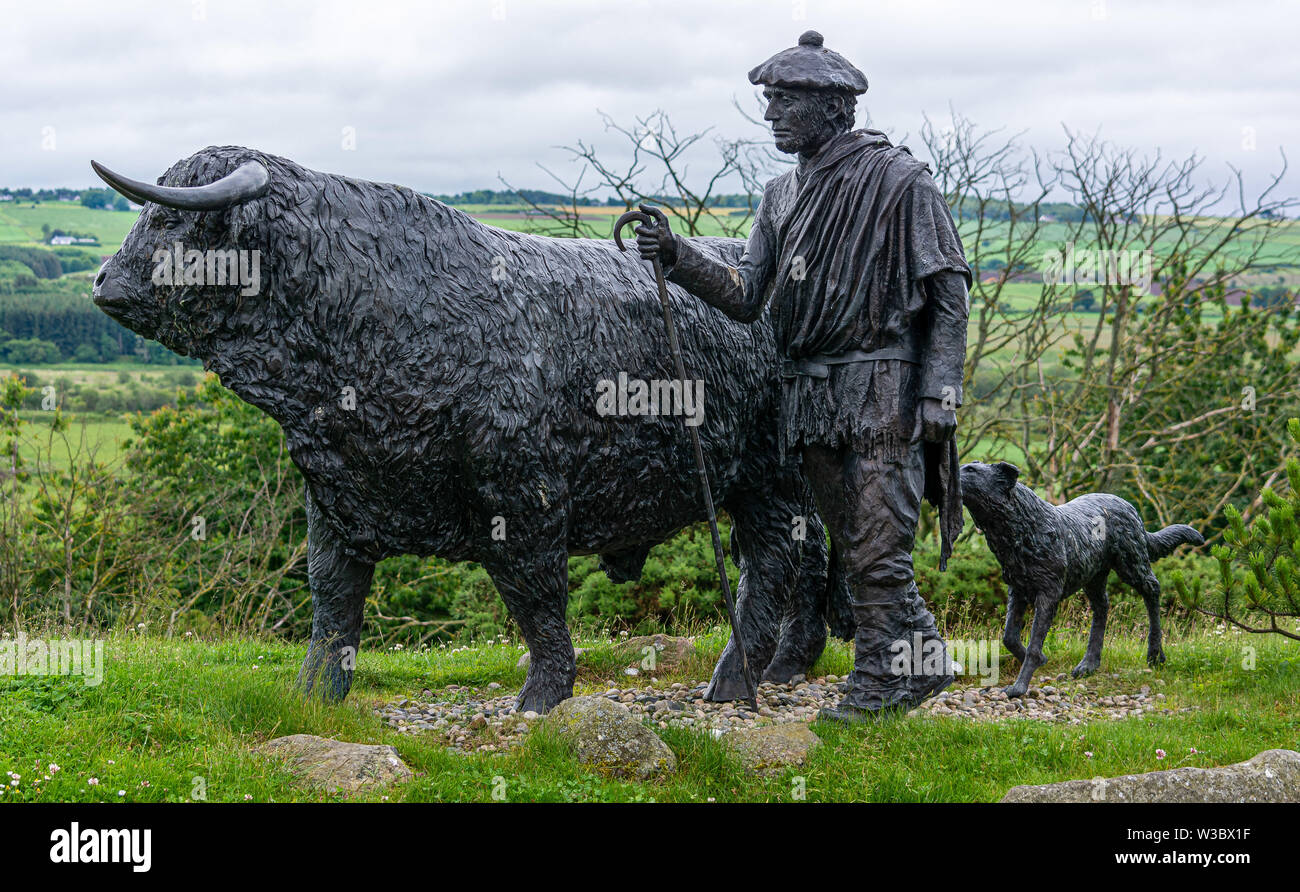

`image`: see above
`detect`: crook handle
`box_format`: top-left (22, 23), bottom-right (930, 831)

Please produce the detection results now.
top-left (613, 204), bottom-right (671, 251)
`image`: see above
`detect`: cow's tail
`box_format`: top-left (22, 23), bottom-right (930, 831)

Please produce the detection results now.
top-left (824, 540), bottom-right (856, 641)
top-left (1146, 524), bottom-right (1204, 561)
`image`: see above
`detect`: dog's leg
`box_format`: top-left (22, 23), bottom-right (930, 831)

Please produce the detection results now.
top-left (1113, 524), bottom-right (1168, 667)
top-left (1072, 574), bottom-right (1109, 677)
top-left (1002, 587), bottom-right (1028, 663)
top-left (1115, 557), bottom-right (1166, 665)
top-left (1135, 569), bottom-right (1165, 666)
top-left (1005, 590), bottom-right (1060, 698)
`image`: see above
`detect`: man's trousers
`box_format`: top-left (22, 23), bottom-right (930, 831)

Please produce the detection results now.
top-left (801, 438), bottom-right (951, 711)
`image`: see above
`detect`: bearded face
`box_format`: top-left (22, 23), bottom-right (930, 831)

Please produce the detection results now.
top-left (762, 86), bottom-right (852, 156)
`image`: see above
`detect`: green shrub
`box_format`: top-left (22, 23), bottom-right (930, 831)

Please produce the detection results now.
top-left (1174, 418), bottom-right (1300, 640)
top-left (2, 338), bottom-right (61, 364)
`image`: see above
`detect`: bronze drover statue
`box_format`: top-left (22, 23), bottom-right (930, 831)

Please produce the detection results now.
top-left (636, 31), bottom-right (971, 722)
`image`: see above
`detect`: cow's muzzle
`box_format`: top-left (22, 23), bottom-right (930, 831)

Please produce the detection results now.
top-left (92, 266), bottom-right (129, 311)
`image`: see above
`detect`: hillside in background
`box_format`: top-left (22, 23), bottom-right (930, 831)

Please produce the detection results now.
top-left (0, 192), bottom-right (1296, 372)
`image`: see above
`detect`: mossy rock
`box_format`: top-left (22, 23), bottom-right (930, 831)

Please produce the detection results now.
top-left (546, 695), bottom-right (676, 780)
top-left (722, 724), bottom-right (821, 776)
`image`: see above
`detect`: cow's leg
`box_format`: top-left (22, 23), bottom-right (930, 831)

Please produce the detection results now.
top-left (476, 470), bottom-right (573, 713)
top-left (484, 547), bottom-right (573, 714)
top-left (763, 509), bottom-right (830, 683)
top-left (705, 491), bottom-right (799, 701)
top-left (297, 492), bottom-right (374, 702)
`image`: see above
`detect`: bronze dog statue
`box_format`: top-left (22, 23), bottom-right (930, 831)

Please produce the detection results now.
top-left (960, 461), bottom-right (1203, 697)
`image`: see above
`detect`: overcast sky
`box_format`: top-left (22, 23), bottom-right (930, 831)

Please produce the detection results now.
top-left (3, 0), bottom-right (1296, 205)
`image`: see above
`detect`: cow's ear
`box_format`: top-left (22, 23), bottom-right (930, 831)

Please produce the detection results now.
top-left (994, 461), bottom-right (1020, 489)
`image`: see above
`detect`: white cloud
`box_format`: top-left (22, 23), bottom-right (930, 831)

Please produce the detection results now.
top-left (3, 0), bottom-right (1295, 204)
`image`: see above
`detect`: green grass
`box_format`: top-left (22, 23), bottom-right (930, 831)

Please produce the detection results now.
top-left (1, 620), bottom-right (1295, 802)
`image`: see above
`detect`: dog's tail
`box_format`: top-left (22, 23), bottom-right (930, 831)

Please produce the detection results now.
top-left (1146, 524), bottom-right (1204, 560)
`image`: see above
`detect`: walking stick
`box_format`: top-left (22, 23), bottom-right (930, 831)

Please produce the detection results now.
top-left (614, 205), bottom-right (759, 711)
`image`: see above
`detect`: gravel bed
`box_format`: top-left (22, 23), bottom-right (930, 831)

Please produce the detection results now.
top-left (378, 671), bottom-right (1190, 754)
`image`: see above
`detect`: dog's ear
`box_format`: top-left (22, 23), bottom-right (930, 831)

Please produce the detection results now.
top-left (994, 462), bottom-right (1020, 490)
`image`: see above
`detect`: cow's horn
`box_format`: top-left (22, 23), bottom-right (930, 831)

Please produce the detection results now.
top-left (90, 159), bottom-right (270, 210)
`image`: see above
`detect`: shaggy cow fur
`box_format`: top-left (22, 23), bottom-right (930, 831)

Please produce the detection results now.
top-left (959, 461), bottom-right (1203, 697)
top-left (93, 145), bottom-right (853, 712)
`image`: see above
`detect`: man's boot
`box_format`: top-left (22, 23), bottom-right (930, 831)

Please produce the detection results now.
top-left (819, 583), bottom-right (953, 724)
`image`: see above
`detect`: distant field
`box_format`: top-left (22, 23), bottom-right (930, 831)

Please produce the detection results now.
top-left (0, 362), bottom-right (200, 475)
top-left (961, 217), bottom-right (1300, 285)
top-left (2, 199), bottom-right (1296, 276)
top-left (457, 203), bottom-right (749, 238)
top-left (0, 360), bottom-right (192, 390)
top-left (0, 201), bottom-right (139, 250)
top-left (8, 413), bottom-right (134, 473)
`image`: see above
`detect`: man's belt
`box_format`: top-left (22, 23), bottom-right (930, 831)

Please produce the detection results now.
top-left (781, 347), bottom-right (921, 379)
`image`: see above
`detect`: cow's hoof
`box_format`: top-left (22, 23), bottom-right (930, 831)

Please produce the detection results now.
top-left (516, 695), bottom-right (560, 714)
top-left (760, 659), bottom-right (809, 685)
top-left (1071, 660), bottom-right (1099, 677)
top-left (1147, 649), bottom-right (1166, 666)
top-left (515, 683), bottom-right (569, 715)
top-left (1004, 683), bottom-right (1028, 699)
top-left (296, 653), bottom-right (353, 703)
top-left (704, 674), bottom-right (756, 703)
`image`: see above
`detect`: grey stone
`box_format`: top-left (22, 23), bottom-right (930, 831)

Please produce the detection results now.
top-left (545, 695), bottom-right (676, 780)
top-left (256, 734), bottom-right (413, 793)
top-left (722, 724), bottom-right (822, 776)
top-left (1002, 749), bottom-right (1300, 803)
